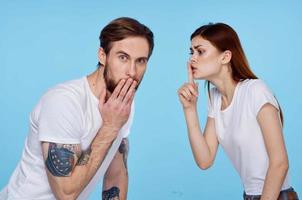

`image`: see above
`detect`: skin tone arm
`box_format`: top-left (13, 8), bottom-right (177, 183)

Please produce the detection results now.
top-left (42, 78), bottom-right (137, 200)
top-left (178, 63), bottom-right (219, 169)
top-left (257, 104), bottom-right (289, 200)
top-left (102, 138), bottom-right (129, 200)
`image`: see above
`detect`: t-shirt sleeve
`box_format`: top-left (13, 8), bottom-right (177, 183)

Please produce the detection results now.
top-left (207, 88), bottom-right (216, 118)
top-left (121, 101), bottom-right (135, 138)
top-left (249, 80), bottom-right (280, 117)
top-left (38, 91), bottom-right (83, 144)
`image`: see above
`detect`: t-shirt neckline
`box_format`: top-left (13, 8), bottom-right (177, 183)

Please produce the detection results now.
top-left (220, 81), bottom-right (241, 113)
top-left (84, 76), bottom-right (99, 104)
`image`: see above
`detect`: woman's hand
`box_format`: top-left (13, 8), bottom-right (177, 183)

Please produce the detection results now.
top-left (178, 62), bottom-right (199, 110)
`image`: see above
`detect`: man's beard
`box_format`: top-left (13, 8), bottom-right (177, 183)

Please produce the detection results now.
top-left (103, 62), bottom-right (142, 94)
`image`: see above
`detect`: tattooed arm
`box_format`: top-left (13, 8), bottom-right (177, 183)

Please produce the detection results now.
top-left (41, 125), bottom-right (117, 200)
top-left (42, 78), bottom-right (136, 200)
top-left (102, 138), bottom-right (129, 200)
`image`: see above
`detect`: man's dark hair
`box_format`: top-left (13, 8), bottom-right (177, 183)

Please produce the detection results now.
top-left (98, 17), bottom-right (154, 66)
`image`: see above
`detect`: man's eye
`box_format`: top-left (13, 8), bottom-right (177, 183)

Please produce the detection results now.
top-left (119, 55), bottom-right (128, 61)
top-left (137, 59), bottom-right (147, 64)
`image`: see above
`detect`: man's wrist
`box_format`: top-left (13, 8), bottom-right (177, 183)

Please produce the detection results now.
top-left (101, 124), bottom-right (121, 134)
top-left (95, 125), bottom-right (120, 144)
top-left (102, 123), bottom-right (122, 133)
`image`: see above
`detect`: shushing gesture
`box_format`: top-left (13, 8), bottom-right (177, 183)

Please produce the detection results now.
top-left (178, 62), bottom-right (199, 110)
top-left (99, 78), bottom-right (137, 132)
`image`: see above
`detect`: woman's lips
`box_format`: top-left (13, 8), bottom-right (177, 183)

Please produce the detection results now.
top-left (191, 65), bottom-right (197, 70)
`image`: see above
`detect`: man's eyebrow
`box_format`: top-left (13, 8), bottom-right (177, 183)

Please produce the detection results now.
top-left (116, 51), bottom-right (130, 57)
top-left (115, 50), bottom-right (149, 61)
top-left (116, 50), bottom-right (148, 60)
top-left (136, 56), bottom-right (148, 61)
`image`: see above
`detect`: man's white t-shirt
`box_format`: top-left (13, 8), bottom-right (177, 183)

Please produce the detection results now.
top-left (0, 77), bottom-right (134, 200)
top-left (208, 79), bottom-right (290, 195)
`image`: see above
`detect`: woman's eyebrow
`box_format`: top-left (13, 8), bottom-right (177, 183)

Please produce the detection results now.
top-left (193, 44), bottom-right (203, 49)
top-left (190, 45), bottom-right (203, 51)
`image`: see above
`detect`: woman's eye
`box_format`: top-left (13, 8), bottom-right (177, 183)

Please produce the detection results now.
top-left (198, 50), bottom-right (204, 55)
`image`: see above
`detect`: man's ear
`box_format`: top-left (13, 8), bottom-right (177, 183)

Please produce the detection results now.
top-left (221, 50), bottom-right (232, 65)
top-left (98, 47), bottom-right (107, 66)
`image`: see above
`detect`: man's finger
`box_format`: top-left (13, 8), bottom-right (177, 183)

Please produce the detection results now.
top-left (126, 90), bottom-right (135, 106)
top-left (123, 81), bottom-right (137, 104)
top-left (111, 79), bottom-right (126, 99)
top-left (187, 62), bottom-right (194, 84)
top-left (117, 78), bottom-right (133, 101)
top-left (126, 88), bottom-right (136, 106)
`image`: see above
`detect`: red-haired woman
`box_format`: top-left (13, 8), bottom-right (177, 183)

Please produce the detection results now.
top-left (178, 23), bottom-right (299, 200)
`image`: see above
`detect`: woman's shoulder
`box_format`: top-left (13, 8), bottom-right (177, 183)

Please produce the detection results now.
top-left (240, 79), bottom-right (270, 92)
top-left (240, 79), bottom-right (275, 100)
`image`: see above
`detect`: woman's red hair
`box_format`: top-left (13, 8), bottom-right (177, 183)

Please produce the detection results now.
top-left (191, 23), bottom-right (283, 124)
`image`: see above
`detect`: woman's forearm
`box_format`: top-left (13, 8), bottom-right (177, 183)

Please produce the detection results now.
top-left (260, 162), bottom-right (289, 200)
top-left (184, 108), bottom-right (212, 169)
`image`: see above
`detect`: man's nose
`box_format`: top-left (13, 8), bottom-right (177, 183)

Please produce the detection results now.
top-left (127, 62), bottom-right (137, 77)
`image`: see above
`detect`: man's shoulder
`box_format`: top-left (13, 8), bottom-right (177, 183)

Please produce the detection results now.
top-left (42, 77), bottom-right (86, 101)
top-left (31, 77), bottom-right (87, 116)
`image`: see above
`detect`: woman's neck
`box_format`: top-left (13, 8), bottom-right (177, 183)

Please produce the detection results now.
top-left (210, 76), bottom-right (238, 108)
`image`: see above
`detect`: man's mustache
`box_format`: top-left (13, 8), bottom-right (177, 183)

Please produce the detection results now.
top-left (105, 78), bottom-right (139, 101)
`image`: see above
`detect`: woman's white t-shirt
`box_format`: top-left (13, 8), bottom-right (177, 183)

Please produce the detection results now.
top-left (208, 79), bottom-right (290, 195)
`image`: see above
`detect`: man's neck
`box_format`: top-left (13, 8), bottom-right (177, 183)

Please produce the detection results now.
top-left (87, 68), bottom-right (107, 100)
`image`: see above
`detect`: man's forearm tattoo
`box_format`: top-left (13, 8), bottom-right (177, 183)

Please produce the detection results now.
top-left (76, 147), bottom-right (91, 166)
top-left (118, 138), bottom-right (129, 170)
top-left (102, 186), bottom-right (120, 200)
top-left (45, 143), bottom-right (80, 177)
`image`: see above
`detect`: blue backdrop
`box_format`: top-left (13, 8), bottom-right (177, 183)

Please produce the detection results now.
top-left (1, 1), bottom-right (301, 199)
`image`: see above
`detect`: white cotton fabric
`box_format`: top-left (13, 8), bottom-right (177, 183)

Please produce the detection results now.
top-left (0, 77), bottom-right (134, 199)
top-left (208, 79), bottom-right (290, 195)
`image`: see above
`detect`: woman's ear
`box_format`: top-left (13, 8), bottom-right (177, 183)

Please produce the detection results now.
top-left (98, 47), bottom-right (107, 66)
top-left (221, 50), bottom-right (232, 65)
